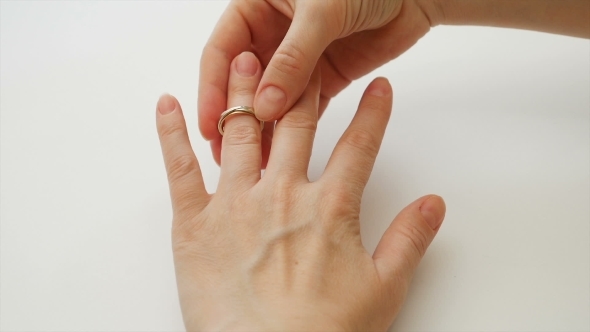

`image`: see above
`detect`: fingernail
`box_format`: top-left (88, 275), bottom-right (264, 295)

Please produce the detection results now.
top-left (157, 94), bottom-right (176, 115)
top-left (368, 77), bottom-right (391, 97)
top-left (419, 195), bottom-right (445, 230)
top-left (236, 52), bottom-right (258, 77)
top-left (255, 86), bottom-right (286, 120)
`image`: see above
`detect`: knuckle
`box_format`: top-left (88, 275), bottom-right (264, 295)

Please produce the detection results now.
top-left (341, 128), bottom-right (379, 156)
top-left (363, 97), bottom-right (389, 113)
top-left (172, 213), bottom-right (211, 250)
top-left (397, 223), bottom-right (430, 258)
top-left (172, 222), bottom-right (193, 248)
top-left (171, 232), bottom-right (192, 256)
top-left (167, 154), bottom-right (198, 182)
top-left (230, 84), bottom-right (256, 98)
top-left (278, 111), bottom-right (317, 132)
top-left (171, 222), bottom-right (207, 259)
top-left (266, 179), bottom-right (302, 219)
top-left (273, 42), bottom-right (306, 76)
top-left (223, 123), bottom-right (260, 146)
top-left (173, 188), bottom-right (205, 212)
top-left (321, 183), bottom-right (361, 218)
top-left (158, 121), bottom-right (185, 140)
top-left (271, 179), bottom-right (297, 203)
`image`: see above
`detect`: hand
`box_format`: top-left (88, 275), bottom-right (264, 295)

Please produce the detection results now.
top-left (198, 0), bottom-right (443, 167)
top-left (160, 52), bottom-right (446, 331)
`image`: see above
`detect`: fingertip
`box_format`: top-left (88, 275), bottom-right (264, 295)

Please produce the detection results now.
top-left (157, 94), bottom-right (178, 115)
top-left (358, 78), bottom-right (393, 117)
top-left (254, 85), bottom-right (287, 121)
top-left (418, 195), bottom-right (446, 231)
top-left (366, 77), bottom-right (392, 97)
top-left (233, 51), bottom-right (261, 77)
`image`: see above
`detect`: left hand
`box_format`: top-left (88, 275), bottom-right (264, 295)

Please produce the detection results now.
top-left (158, 52), bottom-right (446, 331)
top-left (198, 0), bottom-right (441, 167)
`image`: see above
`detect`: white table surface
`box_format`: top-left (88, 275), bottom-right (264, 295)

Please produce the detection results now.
top-left (1, 1), bottom-right (589, 331)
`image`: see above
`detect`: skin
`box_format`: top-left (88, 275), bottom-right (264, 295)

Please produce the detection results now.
top-left (157, 52), bottom-right (446, 331)
top-left (198, 0), bottom-right (590, 166)
top-left (169, 2), bottom-right (587, 328)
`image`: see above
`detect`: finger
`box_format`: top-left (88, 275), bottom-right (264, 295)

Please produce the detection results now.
top-left (156, 94), bottom-right (209, 213)
top-left (218, 52), bottom-right (263, 190)
top-left (318, 52), bottom-right (352, 101)
top-left (318, 94), bottom-right (331, 119)
top-left (210, 136), bottom-right (222, 166)
top-left (253, 6), bottom-right (336, 121)
top-left (198, 3), bottom-right (252, 141)
top-left (260, 122), bottom-right (274, 170)
top-left (210, 120), bottom-right (274, 170)
top-left (373, 195), bottom-right (446, 283)
top-left (322, 77), bottom-right (393, 196)
top-left (265, 65), bottom-right (321, 180)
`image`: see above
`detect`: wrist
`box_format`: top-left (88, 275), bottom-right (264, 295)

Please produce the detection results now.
top-left (415, 0), bottom-right (448, 27)
top-left (192, 306), bottom-right (347, 332)
top-left (425, 0), bottom-right (590, 38)
top-left (429, 0), bottom-right (493, 26)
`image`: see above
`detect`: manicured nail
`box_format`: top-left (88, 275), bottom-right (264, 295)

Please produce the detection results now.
top-left (368, 77), bottom-right (391, 97)
top-left (255, 86), bottom-right (286, 120)
top-left (157, 94), bottom-right (176, 115)
top-left (236, 52), bottom-right (258, 77)
top-left (419, 195), bottom-right (445, 230)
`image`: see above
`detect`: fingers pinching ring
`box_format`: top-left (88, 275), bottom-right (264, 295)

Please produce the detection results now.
top-left (218, 106), bottom-right (264, 136)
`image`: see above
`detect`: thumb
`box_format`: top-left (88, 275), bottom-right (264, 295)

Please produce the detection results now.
top-left (254, 7), bottom-right (336, 121)
top-left (373, 195), bottom-right (446, 283)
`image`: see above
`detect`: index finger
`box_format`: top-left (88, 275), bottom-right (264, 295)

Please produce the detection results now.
top-left (198, 2), bottom-right (252, 141)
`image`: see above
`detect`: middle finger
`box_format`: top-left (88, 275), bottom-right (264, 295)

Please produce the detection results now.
top-left (265, 66), bottom-right (321, 181)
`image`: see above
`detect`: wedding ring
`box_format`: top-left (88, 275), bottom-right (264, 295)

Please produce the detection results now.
top-left (218, 106), bottom-right (264, 136)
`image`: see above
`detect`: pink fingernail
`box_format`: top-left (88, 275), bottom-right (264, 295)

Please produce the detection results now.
top-left (419, 196), bottom-right (445, 230)
top-left (255, 86), bottom-right (286, 120)
top-left (236, 52), bottom-right (258, 77)
top-left (157, 94), bottom-right (176, 115)
top-left (368, 77), bottom-right (391, 97)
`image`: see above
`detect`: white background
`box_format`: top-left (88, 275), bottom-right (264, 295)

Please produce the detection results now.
top-left (1, 1), bottom-right (589, 331)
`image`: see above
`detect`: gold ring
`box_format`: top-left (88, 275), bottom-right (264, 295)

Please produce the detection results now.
top-left (218, 106), bottom-right (264, 136)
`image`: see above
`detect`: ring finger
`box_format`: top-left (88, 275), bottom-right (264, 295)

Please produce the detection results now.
top-left (218, 51), bottom-right (264, 191)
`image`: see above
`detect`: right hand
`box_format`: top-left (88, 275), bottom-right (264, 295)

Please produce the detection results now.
top-left (198, 0), bottom-right (441, 166)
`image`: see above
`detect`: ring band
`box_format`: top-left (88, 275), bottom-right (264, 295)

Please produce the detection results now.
top-left (218, 106), bottom-right (264, 136)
